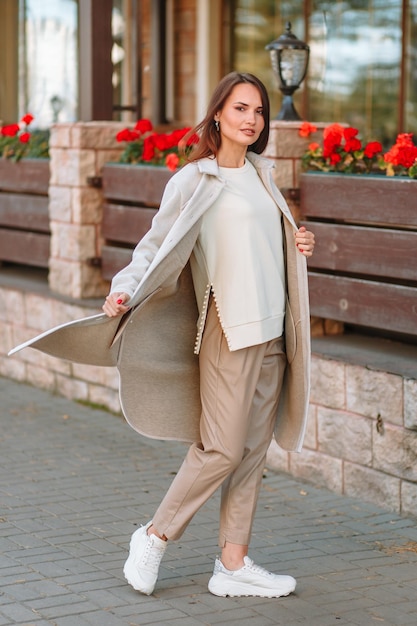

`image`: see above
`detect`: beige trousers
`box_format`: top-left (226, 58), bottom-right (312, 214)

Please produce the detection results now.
top-left (152, 299), bottom-right (287, 547)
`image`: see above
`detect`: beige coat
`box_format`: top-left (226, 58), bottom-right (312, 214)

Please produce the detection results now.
top-left (9, 153), bottom-right (310, 452)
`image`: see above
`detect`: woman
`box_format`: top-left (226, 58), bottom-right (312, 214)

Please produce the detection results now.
top-left (103, 72), bottom-right (315, 598)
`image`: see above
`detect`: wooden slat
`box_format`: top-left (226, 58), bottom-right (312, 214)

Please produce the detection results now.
top-left (302, 222), bottom-right (417, 282)
top-left (0, 159), bottom-right (50, 195)
top-left (102, 204), bottom-right (157, 244)
top-left (300, 173), bottom-right (417, 227)
top-left (0, 193), bottom-right (50, 232)
top-left (101, 245), bottom-right (134, 280)
top-left (308, 272), bottom-right (417, 336)
top-left (0, 229), bottom-right (50, 267)
top-left (102, 164), bottom-right (173, 206)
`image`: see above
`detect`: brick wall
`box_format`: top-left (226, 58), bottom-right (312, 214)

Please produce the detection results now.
top-left (48, 122), bottom-right (124, 298)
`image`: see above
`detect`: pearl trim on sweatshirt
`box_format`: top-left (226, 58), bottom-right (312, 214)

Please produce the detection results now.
top-left (194, 283), bottom-right (233, 354)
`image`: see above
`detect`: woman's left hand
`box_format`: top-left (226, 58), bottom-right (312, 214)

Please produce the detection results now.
top-left (295, 226), bottom-right (315, 258)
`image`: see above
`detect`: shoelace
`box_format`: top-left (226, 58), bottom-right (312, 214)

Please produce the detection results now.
top-left (243, 558), bottom-right (274, 578)
top-left (142, 538), bottom-right (166, 572)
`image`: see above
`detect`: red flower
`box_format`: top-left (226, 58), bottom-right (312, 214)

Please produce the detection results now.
top-left (329, 152), bottom-right (342, 165)
top-left (299, 122), bottom-right (317, 138)
top-left (323, 124), bottom-right (344, 157)
top-left (115, 123), bottom-right (197, 169)
top-left (343, 127), bottom-right (361, 152)
top-left (344, 137), bottom-right (362, 153)
top-left (1, 124), bottom-right (20, 137)
top-left (165, 153), bottom-right (179, 171)
top-left (153, 134), bottom-right (170, 151)
top-left (302, 123), bottom-right (416, 177)
top-left (343, 127), bottom-right (359, 140)
top-left (186, 132), bottom-right (199, 146)
top-left (395, 133), bottom-right (414, 147)
top-left (142, 135), bottom-right (156, 161)
top-left (385, 146), bottom-right (417, 168)
top-left (21, 113), bottom-right (34, 125)
top-left (19, 132), bottom-right (31, 143)
top-left (323, 123), bottom-right (344, 142)
top-left (384, 133), bottom-right (417, 168)
top-left (116, 128), bottom-right (140, 142)
top-left (364, 141), bottom-right (382, 158)
top-left (169, 128), bottom-right (190, 144)
top-left (134, 119), bottom-right (153, 134)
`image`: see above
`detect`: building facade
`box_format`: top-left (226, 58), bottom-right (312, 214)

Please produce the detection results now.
top-left (1, 0), bottom-right (416, 144)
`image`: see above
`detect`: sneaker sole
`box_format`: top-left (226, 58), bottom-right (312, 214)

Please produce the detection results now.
top-left (208, 578), bottom-right (296, 598)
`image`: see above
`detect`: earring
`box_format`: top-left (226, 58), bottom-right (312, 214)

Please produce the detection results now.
top-left (214, 120), bottom-right (220, 132)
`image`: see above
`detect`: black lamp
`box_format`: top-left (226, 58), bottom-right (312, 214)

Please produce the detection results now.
top-left (265, 22), bottom-right (310, 121)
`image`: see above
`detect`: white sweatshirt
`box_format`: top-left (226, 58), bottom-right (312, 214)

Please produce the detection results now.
top-left (191, 159), bottom-right (286, 351)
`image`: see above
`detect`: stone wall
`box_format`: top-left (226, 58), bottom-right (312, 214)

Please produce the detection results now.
top-left (0, 283), bottom-right (120, 413)
top-left (267, 355), bottom-right (417, 517)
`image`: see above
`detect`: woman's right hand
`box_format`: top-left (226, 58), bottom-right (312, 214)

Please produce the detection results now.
top-left (102, 292), bottom-right (130, 317)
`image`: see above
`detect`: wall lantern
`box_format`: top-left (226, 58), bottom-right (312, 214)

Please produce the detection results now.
top-left (265, 21), bottom-right (310, 121)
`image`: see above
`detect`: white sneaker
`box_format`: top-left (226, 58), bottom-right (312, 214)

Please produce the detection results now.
top-left (123, 521), bottom-right (167, 595)
top-left (208, 556), bottom-right (296, 598)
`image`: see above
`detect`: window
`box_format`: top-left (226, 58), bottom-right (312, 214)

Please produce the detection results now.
top-left (112, 0), bottom-right (142, 121)
top-left (405, 1), bottom-right (417, 132)
top-left (230, 0), bottom-right (416, 143)
top-left (309, 0), bottom-right (402, 143)
top-left (18, 0), bottom-right (78, 127)
top-left (231, 0), bottom-right (304, 121)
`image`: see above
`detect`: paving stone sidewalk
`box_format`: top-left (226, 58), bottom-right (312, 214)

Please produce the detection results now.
top-left (1, 376), bottom-right (417, 626)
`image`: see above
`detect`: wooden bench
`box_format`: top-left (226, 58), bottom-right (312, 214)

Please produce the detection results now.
top-left (300, 173), bottom-right (417, 339)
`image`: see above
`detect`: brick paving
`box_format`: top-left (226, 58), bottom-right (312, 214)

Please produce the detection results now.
top-left (1, 376), bottom-right (417, 626)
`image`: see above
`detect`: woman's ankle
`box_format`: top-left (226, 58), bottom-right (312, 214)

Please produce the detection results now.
top-left (147, 524), bottom-right (167, 541)
top-left (221, 542), bottom-right (248, 570)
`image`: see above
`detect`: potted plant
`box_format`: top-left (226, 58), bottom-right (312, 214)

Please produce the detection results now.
top-left (298, 123), bottom-right (417, 339)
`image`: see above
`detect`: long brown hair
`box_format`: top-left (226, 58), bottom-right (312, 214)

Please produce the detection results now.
top-left (183, 72), bottom-right (270, 162)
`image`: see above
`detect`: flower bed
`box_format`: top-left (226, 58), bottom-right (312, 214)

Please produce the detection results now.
top-left (115, 118), bottom-right (198, 170)
top-left (299, 122), bottom-right (417, 178)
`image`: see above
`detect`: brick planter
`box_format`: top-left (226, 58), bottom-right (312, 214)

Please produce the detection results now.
top-left (0, 159), bottom-right (50, 268)
top-left (300, 172), bottom-right (417, 338)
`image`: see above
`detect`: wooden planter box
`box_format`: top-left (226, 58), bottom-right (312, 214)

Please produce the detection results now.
top-left (101, 164), bottom-right (174, 279)
top-left (0, 159), bottom-right (50, 269)
top-left (300, 172), bottom-right (417, 338)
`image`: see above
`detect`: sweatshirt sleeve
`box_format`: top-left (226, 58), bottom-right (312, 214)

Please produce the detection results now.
top-left (109, 177), bottom-right (183, 298)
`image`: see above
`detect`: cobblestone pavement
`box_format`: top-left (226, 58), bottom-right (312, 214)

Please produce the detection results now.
top-left (1, 376), bottom-right (417, 626)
